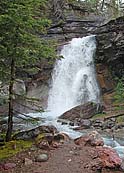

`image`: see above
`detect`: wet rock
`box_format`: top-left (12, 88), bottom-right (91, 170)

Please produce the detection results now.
top-left (74, 131), bottom-right (104, 147)
top-left (12, 125), bottom-right (57, 140)
top-left (61, 121), bottom-right (68, 125)
top-left (69, 121), bottom-right (74, 126)
top-left (80, 119), bottom-right (91, 128)
top-left (59, 102), bottom-right (103, 121)
top-left (92, 119), bottom-right (103, 128)
top-left (103, 119), bottom-right (115, 129)
top-left (35, 153), bottom-right (49, 162)
top-left (24, 158), bottom-right (33, 165)
top-left (96, 146), bottom-right (122, 169)
top-left (57, 118), bottom-right (69, 125)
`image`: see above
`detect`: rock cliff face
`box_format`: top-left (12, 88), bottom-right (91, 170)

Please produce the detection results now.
top-left (95, 17), bottom-right (124, 78)
top-left (46, 1), bottom-right (124, 79)
top-left (25, 1), bottom-right (124, 110)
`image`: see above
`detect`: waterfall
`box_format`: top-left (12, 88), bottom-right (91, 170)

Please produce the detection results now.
top-left (47, 35), bottom-right (100, 118)
top-left (23, 35), bottom-right (100, 138)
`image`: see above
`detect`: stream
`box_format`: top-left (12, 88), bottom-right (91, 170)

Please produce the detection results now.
top-left (15, 35), bottom-right (124, 159)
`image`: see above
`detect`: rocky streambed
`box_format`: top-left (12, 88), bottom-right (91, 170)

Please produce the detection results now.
top-left (0, 125), bottom-right (124, 173)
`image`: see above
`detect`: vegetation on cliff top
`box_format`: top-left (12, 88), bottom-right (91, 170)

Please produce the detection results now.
top-left (68, 0), bottom-right (124, 18)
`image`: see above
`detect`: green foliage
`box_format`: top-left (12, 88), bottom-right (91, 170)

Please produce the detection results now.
top-left (35, 133), bottom-right (44, 144)
top-left (114, 78), bottom-right (124, 104)
top-left (0, 0), bottom-right (56, 82)
top-left (114, 105), bottom-right (124, 111)
top-left (0, 0), bottom-right (57, 141)
top-left (0, 140), bottom-right (33, 160)
top-left (116, 116), bottom-right (124, 123)
top-left (92, 112), bottom-right (107, 119)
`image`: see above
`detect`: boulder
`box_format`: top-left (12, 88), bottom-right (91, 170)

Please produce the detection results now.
top-left (92, 119), bottom-right (103, 129)
top-left (37, 132), bottom-right (70, 149)
top-left (35, 153), bottom-right (49, 162)
top-left (37, 139), bottom-right (50, 150)
top-left (74, 131), bottom-right (104, 147)
top-left (79, 119), bottom-right (91, 128)
top-left (96, 146), bottom-right (122, 169)
top-left (12, 125), bottom-right (57, 140)
top-left (59, 102), bottom-right (103, 121)
top-left (74, 119), bottom-right (91, 130)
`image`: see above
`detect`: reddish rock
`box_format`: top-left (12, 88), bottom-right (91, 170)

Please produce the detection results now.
top-left (51, 141), bottom-right (60, 148)
top-left (3, 163), bottom-right (16, 170)
top-left (0, 164), bottom-right (4, 171)
top-left (96, 146), bottom-right (122, 169)
top-left (74, 131), bottom-right (104, 147)
top-left (84, 158), bottom-right (102, 171)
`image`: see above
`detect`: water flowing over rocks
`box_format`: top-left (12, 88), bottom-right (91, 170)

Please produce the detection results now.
top-left (1, 1), bottom-right (124, 116)
top-left (47, 1), bottom-right (124, 80)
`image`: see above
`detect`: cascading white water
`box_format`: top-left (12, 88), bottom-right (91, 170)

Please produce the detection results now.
top-left (15, 35), bottom-right (124, 156)
top-left (47, 35), bottom-right (100, 118)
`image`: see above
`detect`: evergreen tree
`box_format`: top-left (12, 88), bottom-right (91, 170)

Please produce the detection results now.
top-left (0, 0), bottom-right (56, 141)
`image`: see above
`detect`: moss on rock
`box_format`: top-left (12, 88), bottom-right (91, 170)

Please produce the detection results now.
top-left (0, 140), bottom-right (33, 160)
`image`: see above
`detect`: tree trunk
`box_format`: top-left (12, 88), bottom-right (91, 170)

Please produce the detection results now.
top-left (101, 0), bottom-right (105, 11)
top-left (6, 58), bottom-right (15, 142)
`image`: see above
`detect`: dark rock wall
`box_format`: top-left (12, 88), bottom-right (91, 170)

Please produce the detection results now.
top-left (95, 17), bottom-right (124, 78)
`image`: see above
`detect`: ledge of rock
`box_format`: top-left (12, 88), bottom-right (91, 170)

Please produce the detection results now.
top-left (59, 102), bottom-right (103, 121)
top-left (12, 125), bottom-right (57, 140)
